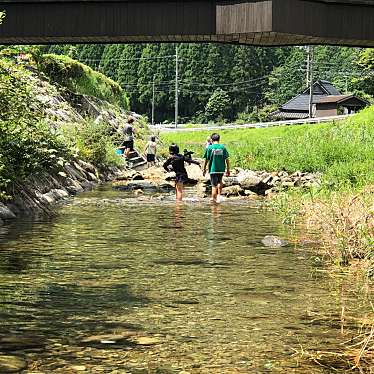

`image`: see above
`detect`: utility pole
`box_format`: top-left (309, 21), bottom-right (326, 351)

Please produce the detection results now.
top-left (175, 45), bottom-right (179, 129)
top-left (306, 46), bottom-right (310, 87)
top-left (151, 75), bottom-right (155, 127)
top-left (344, 75), bottom-right (348, 94)
top-left (308, 46), bottom-right (314, 118)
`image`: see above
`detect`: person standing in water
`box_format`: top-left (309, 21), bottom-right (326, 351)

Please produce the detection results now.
top-left (144, 136), bottom-right (157, 167)
top-left (205, 136), bottom-right (212, 149)
top-left (163, 144), bottom-right (200, 202)
top-left (203, 133), bottom-right (230, 203)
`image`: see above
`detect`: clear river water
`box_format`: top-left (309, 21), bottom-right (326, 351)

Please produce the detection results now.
top-left (0, 186), bottom-right (366, 373)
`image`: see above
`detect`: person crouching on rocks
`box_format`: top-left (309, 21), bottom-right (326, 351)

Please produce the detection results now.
top-left (163, 144), bottom-right (200, 202)
top-left (122, 116), bottom-right (136, 159)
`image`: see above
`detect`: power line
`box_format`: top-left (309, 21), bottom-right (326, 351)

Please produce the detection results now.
top-left (81, 54), bottom-right (176, 63)
top-left (121, 75), bottom-right (270, 89)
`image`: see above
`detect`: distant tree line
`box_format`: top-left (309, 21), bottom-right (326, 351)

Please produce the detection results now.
top-left (44, 43), bottom-right (373, 123)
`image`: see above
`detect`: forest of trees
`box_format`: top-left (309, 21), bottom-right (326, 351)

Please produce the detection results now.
top-left (45, 43), bottom-right (374, 124)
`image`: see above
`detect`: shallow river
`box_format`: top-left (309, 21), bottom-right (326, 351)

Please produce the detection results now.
top-left (0, 186), bottom-right (364, 373)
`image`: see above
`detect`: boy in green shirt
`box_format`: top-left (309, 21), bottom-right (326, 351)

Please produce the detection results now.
top-left (203, 133), bottom-right (230, 203)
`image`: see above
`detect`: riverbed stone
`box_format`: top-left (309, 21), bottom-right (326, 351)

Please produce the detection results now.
top-left (71, 365), bottom-right (87, 371)
top-left (87, 172), bottom-right (98, 182)
top-left (113, 180), bottom-right (157, 191)
top-left (0, 203), bottom-right (17, 220)
top-left (261, 235), bottom-right (289, 248)
top-left (222, 176), bottom-right (239, 186)
top-left (0, 355), bottom-right (27, 373)
top-left (42, 189), bottom-right (69, 204)
top-left (131, 336), bottom-right (161, 346)
top-left (244, 189), bottom-right (258, 196)
top-left (222, 185), bottom-right (243, 197)
top-left (281, 181), bottom-right (295, 188)
top-left (116, 170), bottom-right (139, 181)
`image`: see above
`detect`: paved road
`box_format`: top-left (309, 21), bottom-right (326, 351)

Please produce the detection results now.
top-left (150, 114), bottom-right (351, 133)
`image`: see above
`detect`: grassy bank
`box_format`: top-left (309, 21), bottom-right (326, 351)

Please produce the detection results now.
top-left (161, 108), bottom-right (374, 190)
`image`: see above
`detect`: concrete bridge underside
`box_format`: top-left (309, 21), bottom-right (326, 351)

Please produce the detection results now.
top-left (1, 0), bottom-right (374, 46)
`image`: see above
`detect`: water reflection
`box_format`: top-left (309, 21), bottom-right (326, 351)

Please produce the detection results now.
top-left (0, 188), bottom-right (366, 373)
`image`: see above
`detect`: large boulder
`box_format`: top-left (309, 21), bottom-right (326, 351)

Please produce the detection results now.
top-left (0, 203), bottom-right (17, 220)
top-left (185, 163), bottom-right (203, 181)
top-left (237, 170), bottom-right (262, 189)
top-left (42, 189), bottom-right (69, 204)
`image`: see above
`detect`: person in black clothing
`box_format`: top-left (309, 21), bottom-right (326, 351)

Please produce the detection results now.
top-left (122, 116), bottom-right (136, 158)
top-left (163, 144), bottom-right (199, 202)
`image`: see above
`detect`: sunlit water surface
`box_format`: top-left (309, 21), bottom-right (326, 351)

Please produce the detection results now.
top-left (0, 187), bottom-right (365, 373)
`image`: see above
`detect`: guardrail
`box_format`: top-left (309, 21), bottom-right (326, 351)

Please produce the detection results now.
top-left (150, 114), bottom-right (351, 133)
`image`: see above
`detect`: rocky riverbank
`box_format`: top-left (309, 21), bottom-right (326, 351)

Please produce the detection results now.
top-left (0, 160), bottom-right (123, 225)
top-left (112, 164), bottom-right (322, 199)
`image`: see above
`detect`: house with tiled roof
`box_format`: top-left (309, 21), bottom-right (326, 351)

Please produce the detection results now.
top-left (271, 80), bottom-right (367, 120)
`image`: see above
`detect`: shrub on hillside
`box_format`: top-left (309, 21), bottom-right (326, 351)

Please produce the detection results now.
top-left (59, 121), bottom-right (122, 168)
top-left (0, 59), bottom-right (68, 199)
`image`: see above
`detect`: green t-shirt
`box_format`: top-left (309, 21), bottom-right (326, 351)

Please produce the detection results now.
top-left (203, 143), bottom-right (229, 174)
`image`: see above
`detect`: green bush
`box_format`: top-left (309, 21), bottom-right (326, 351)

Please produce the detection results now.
top-left (59, 121), bottom-right (122, 169)
top-left (0, 59), bottom-right (68, 199)
top-left (38, 54), bottom-right (130, 109)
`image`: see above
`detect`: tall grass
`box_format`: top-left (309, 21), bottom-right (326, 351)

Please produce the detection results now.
top-left (161, 107), bottom-right (374, 190)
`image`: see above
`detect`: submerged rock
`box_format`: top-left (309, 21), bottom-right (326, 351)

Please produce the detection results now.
top-left (0, 355), bottom-right (27, 373)
top-left (131, 336), bottom-right (161, 346)
top-left (0, 336), bottom-right (45, 351)
top-left (261, 235), bottom-right (289, 248)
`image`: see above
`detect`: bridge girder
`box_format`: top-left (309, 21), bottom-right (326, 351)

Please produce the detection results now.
top-left (0, 0), bottom-right (374, 46)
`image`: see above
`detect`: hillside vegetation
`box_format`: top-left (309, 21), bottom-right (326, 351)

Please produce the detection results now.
top-left (46, 43), bottom-right (373, 123)
top-left (37, 54), bottom-right (130, 109)
top-left (0, 53), bottom-right (134, 200)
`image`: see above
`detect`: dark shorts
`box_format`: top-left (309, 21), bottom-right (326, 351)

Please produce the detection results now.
top-left (147, 154), bottom-right (155, 162)
top-left (122, 140), bottom-right (134, 151)
top-left (175, 173), bottom-right (189, 184)
top-left (210, 173), bottom-right (224, 187)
